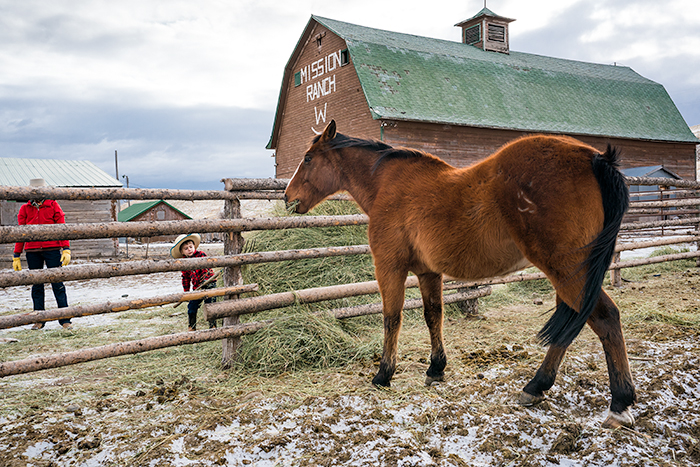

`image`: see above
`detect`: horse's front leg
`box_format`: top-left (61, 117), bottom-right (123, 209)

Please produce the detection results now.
top-left (417, 272), bottom-right (446, 386)
top-left (372, 266), bottom-right (409, 387)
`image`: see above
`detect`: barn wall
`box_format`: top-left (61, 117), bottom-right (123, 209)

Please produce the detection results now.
top-left (274, 25), bottom-right (380, 178)
top-left (0, 199), bottom-right (119, 267)
top-left (382, 121), bottom-right (698, 180)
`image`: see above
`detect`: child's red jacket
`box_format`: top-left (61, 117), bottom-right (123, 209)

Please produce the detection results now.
top-left (181, 250), bottom-right (215, 291)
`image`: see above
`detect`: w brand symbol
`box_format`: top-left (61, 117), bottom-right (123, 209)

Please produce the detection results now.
top-left (315, 103), bottom-right (327, 125)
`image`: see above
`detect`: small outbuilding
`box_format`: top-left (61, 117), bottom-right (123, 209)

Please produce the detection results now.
top-left (622, 165), bottom-right (684, 222)
top-left (623, 166), bottom-right (683, 197)
top-left (118, 201), bottom-right (191, 243)
top-left (0, 157), bottom-right (123, 265)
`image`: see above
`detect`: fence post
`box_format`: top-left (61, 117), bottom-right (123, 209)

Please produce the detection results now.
top-left (611, 252), bottom-right (622, 287)
top-left (221, 193), bottom-right (245, 369)
top-left (456, 285), bottom-right (480, 317)
top-left (696, 221), bottom-right (700, 268)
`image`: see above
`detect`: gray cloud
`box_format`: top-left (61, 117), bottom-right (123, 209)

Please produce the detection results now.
top-left (0, 98), bottom-right (275, 190)
top-left (0, 0), bottom-right (697, 196)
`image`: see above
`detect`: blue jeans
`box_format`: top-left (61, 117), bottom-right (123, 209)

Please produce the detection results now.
top-left (25, 249), bottom-right (71, 325)
top-left (187, 284), bottom-right (215, 329)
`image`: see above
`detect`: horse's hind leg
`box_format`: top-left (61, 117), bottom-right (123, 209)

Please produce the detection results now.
top-left (417, 272), bottom-right (446, 385)
top-left (519, 343), bottom-right (568, 406)
top-left (587, 291), bottom-right (636, 428)
top-left (519, 295), bottom-right (570, 405)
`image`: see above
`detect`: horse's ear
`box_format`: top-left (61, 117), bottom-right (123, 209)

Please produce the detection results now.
top-left (321, 120), bottom-right (336, 142)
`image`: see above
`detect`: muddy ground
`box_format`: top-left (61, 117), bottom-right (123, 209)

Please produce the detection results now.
top-left (1, 266), bottom-right (699, 466)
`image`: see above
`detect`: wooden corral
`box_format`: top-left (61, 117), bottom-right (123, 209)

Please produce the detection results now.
top-left (1, 177), bottom-right (700, 379)
top-left (268, 12), bottom-right (698, 180)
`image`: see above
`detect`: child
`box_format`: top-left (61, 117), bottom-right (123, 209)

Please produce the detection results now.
top-left (170, 233), bottom-right (217, 331)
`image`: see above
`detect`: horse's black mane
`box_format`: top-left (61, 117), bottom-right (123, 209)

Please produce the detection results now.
top-left (313, 132), bottom-right (429, 173)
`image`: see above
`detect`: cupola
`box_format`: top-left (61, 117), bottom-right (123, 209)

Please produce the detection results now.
top-left (455, 6), bottom-right (515, 54)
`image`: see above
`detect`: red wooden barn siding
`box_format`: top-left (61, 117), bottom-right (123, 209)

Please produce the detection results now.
top-left (382, 121), bottom-right (698, 179)
top-left (274, 26), bottom-right (378, 179)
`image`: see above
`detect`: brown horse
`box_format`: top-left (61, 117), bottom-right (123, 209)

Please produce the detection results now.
top-left (285, 120), bottom-right (635, 428)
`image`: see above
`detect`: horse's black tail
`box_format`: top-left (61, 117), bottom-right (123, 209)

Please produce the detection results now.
top-left (538, 145), bottom-right (629, 347)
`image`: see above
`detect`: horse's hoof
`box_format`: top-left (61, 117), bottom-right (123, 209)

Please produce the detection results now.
top-left (602, 409), bottom-right (634, 429)
top-left (425, 375), bottom-right (444, 387)
top-left (372, 376), bottom-right (391, 388)
top-left (518, 391), bottom-right (545, 407)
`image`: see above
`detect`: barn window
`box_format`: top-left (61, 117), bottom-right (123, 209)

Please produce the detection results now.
top-left (464, 25), bottom-right (480, 44)
top-left (341, 49), bottom-right (349, 66)
top-left (294, 71), bottom-right (301, 87)
top-left (488, 24), bottom-right (505, 42)
top-left (156, 210), bottom-right (165, 220)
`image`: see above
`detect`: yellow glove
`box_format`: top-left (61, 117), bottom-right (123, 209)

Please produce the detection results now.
top-left (12, 257), bottom-right (22, 271)
top-left (61, 249), bottom-right (71, 267)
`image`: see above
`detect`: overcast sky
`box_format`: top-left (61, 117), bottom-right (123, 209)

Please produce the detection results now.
top-left (1, 0), bottom-right (698, 190)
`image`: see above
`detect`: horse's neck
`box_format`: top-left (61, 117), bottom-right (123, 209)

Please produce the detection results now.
top-left (334, 149), bottom-right (380, 213)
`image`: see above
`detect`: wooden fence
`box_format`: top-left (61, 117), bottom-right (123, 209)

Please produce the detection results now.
top-left (1, 176), bottom-right (700, 378)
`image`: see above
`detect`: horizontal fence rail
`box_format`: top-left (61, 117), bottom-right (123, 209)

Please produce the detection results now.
top-left (0, 245), bottom-right (371, 287)
top-left (0, 322), bottom-right (272, 378)
top-left (623, 177), bottom-right (700, 189)
top-left (0, 179), bottom-right (289, 201)
top-left (0, 215), bottom-right (369, 243)
top-left (0, 284), bottom-right (259, 330)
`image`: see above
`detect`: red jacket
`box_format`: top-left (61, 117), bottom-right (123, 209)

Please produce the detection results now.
top-left (181, 250), bottom-right (215, 291)
top-left (14, 200), bottom-right (70, 255)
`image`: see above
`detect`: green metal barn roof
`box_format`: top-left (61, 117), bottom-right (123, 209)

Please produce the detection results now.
top-left (298, 16), bottom-right (698, 143)
top-left (0, 158), bottom-right (122, 187)
top-left (118, 201), bottom-right (191, 222)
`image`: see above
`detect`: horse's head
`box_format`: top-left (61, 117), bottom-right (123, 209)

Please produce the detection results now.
top-left (284, 120), bottom-right (342, 214)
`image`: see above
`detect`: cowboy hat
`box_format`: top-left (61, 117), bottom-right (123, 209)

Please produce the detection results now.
top-left (29, 178), bottom-right (49, 187)
top-left (170, 233), bottom-right (201, 258)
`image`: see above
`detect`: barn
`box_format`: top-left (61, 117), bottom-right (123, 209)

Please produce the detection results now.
top-left (0, 157), bottom-right (122, 265)
top-left (118, 200), bottom-right (191, 243)
top-left (268, 8), bottom-right (699, 180)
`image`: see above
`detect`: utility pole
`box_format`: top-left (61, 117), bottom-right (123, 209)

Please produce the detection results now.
top-left (122, 175), bottom-right (131, 207)
top-left (115, 150), bottom-right (120, 212)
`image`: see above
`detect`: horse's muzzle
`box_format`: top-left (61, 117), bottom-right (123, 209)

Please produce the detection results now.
top-left (284, 194), bottom-right (298, 213)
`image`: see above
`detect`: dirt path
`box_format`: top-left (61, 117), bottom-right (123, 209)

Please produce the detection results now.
top-left (1, 269), bottom-right (700, 466)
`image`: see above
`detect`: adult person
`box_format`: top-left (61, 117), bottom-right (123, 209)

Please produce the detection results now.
top-left (12, 178), bottom-right (73, 329)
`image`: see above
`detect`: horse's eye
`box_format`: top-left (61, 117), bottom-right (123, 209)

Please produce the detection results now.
top-left (304, 155), bottom-right (312, 164)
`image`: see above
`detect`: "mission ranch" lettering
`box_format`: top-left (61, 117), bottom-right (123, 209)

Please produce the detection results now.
top-left (306, 75), bottom-right (336, 102)
top-left (299, 50), bottom-right (342, 84)
top-left (299, 50), bottom-right (342, 102)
